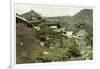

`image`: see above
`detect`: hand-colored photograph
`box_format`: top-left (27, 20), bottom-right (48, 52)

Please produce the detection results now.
top-left (16, 4), bottom-right (93, 64)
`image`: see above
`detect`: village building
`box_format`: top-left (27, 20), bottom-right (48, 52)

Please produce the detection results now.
top-left (20, 10), bottom-right (42, 26)
top-left (46, 18), bottom-right (61, 29)
top-left (16, 15), bottom-right (33, 28)
top-left (62, 31), bottom-right (73, 38)
top-left (16, 14), bottom-right (41, 31)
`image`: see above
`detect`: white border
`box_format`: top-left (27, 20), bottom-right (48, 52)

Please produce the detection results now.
top-left (11, 0), bottom-right (95, 69)
top-left (10, 0), bottom-right (16, 69)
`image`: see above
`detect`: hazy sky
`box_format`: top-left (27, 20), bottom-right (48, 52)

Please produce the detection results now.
top-left (16, 4), bottom-right (84, 17)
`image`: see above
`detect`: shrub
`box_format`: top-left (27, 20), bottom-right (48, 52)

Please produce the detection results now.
top-left (67, 46), bottom-right (81, 57)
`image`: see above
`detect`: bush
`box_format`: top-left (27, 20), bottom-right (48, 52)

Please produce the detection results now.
top-left (66, 46), bottom-right (81, 57)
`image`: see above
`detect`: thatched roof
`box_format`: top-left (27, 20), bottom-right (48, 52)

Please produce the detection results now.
top-left (16, 15), bottom-right (33, 28)
top-left (16, 15), bottom-right (29, 23)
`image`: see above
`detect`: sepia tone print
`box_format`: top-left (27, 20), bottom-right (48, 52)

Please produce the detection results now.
top-left (16, 4), bottom-right (93, 64)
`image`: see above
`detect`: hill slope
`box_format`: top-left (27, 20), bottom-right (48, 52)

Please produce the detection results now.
top-left (69, 9), bottom-right (93, 32)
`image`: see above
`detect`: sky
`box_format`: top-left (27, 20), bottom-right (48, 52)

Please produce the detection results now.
top-left (16, 3), bottom-right (84, 17)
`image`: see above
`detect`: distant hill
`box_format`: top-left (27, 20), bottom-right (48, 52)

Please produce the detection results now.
top-left (70, 9), bottom-right (93, 32)
top-left (21, 10), bottom-right (41, 20)
top-left (72, 9), bottom-right (93, 25)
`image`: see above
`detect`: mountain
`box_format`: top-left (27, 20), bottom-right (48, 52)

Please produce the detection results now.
top-left (21, 10), bottom-right (41, 20)
top-left (71, 9), bottom-right (93, 32)
top-left (73, 9), bottom-right (93, 25)
top-left (63, 9), bottom-right (93, 32)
